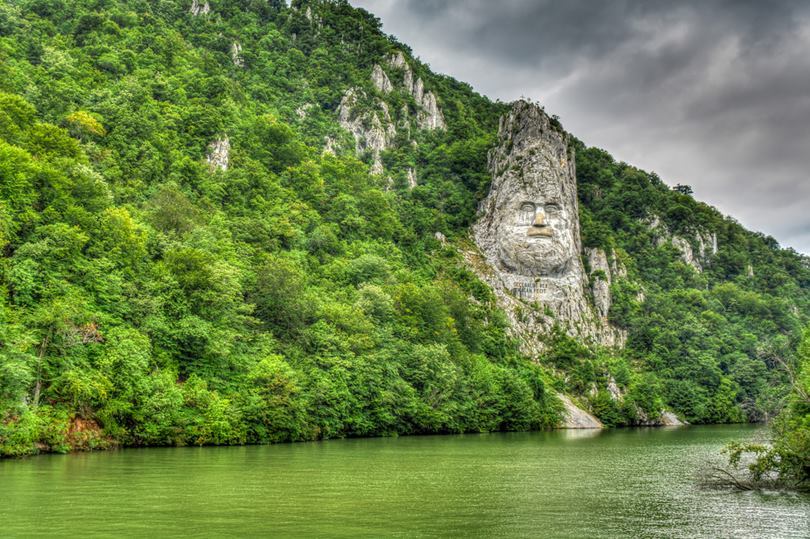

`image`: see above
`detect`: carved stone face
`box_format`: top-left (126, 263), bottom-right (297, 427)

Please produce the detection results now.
top-left (492, 174), bottom-right (578, 277)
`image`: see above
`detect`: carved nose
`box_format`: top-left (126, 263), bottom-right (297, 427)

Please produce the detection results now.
top-left (527, 210), bottom-right (552, 237)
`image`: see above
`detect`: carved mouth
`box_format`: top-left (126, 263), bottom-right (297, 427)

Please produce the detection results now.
top-left (527, 227), bottom-right (553, 237)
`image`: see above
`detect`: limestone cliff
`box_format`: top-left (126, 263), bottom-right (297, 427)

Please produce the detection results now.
top-left (336, 51), bottom-right (445, 175)
top-left (385, 52), bottom-right (445, 130)
top-left (647, 215), bottom-right (717, 272)
top-left (470, 101), bottom-right (624, 355)
top-left (337, 89), bottom-right (396, 175)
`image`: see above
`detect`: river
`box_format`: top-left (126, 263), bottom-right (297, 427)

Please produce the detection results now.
top-left (1, 424), bottom-right (807, 537)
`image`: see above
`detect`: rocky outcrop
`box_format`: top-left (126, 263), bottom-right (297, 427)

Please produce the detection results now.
top-left (647, 216), bottom-right (716, 272)
top-left (659, 411), bottom-right (686, 426)
top-left (323, 136), bottom-right (337, 155)
top-left (371, 64), bottom-right (392, 93)
top-left (558, 394), bottom-right (603, 429)
top-left (231, 42), bottom-right (244, 68)
top-left (189, 0), bottom-right (210, 16)
top-left (206, 136), bottom-right (229, 171)
top-left (635, 409), bottom-right (686, 426)
top-left (387, 51), bottom-right (409, 70)
top-left (470, 101), bottom-right (622, 354)
top-left (406, 167), bottom-right (417, 189)
top-left (417, 90), bottom-right (445, 130)
top-left (606, 375), bottom-right (623, 401)
top-left (672, 236), bottom-right (701, 270)
top-left (384, 52), bottom-right (446, 130)
top-left (337, 89), bottom-right (396, 175)
top-left (337, 53), bottom-right (447, 174)
top-left (586, 248), bottom-right (612, 319)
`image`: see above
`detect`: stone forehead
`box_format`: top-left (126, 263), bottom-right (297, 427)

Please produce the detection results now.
top-left (491, 172), bottom-right (569, 208)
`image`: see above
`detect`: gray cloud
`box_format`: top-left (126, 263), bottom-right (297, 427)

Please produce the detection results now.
top-left (352, 0), bottom-right (810, 253)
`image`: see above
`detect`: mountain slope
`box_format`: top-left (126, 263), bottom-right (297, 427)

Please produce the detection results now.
top-left (0, 0), bottom-right (807, 455)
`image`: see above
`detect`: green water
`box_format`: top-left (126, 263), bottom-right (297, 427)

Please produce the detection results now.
top-left (1, 425), bottom-right (807, 538)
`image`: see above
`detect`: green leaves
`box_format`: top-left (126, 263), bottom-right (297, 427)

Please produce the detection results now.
top-left (0, 0), bottom-right (805, 457)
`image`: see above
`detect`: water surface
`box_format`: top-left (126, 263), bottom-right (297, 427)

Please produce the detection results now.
top-left (1, 425), bottom-right (807, 537)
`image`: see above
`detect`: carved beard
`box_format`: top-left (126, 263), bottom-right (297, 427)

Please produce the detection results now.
top-left (494, 200), bottom-right (576, 277)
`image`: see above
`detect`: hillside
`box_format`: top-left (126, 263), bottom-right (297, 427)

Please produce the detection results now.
top-left (0, 0), bottom-right (807, 456)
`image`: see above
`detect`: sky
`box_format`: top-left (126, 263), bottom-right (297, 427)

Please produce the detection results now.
top-left (351, 0), bottom-right (810, 254)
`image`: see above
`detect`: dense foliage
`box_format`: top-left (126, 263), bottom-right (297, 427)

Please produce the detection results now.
top-left (720, 328), bottom-right (809, 491)
top-left (572, 144), bottom-right (809, 426)
top-left (0, 0), bottom-right (807, 456)
top-left (0, 0), bottom-right (557, 456)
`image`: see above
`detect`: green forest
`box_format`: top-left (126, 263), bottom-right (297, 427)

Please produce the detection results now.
top-left (0, 0), bottom-right (806, 484)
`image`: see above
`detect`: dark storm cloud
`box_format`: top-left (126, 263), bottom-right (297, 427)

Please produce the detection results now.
top-left (352, 0), bottom-right (810, 253)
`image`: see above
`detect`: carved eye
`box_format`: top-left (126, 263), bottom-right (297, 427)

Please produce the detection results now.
top-left (545, 203), bottom-right (561, 214)
top-left (519, 203), bottom-right (535, 224)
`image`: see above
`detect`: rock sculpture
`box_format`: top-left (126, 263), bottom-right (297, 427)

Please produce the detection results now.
top-left (471, 100), bottom-right (623, 353)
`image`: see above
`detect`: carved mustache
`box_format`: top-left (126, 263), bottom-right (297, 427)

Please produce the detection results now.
top-left (527, 211), bottom-right (553, 237)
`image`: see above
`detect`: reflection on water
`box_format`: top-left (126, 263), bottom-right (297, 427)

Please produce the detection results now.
top-left (557, 427), bottom-right (605, 440)
top-left (0, 425), bottom-right (807, 538)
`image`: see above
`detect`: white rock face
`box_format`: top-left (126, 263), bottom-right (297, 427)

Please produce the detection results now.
top-left (672, 235), bottom-right (701, 271)
top-left (634, 407), bottom-right (686, 426)
top-left (558, 394), bottom-right (603, 429)
top-left (231, 42), bottom-right (244, 68)
top-left (659, 410), bottom-right (686, 426)
top-left (586, 248), bottom-right (612, 319)
top-left (387, 51), bottom-right (408, 70)
top-left (337, 89), bottom-right (395, 175)
top-left (378, 101), bottom-right (397, 140)
top-left (647, 215), bottom-right (716, 272)
top-left (336, 53), bottom-right (447, 174)
top-left (407, 167), bottom-right (417, 189)
top-left (189, 0), bottom-right (210, 16)
top-left (371, 64), bottom-right (393, 93)
top-left (384, 51), bottom-right (445, 131)
top-left (323, 136), bottom-right (337, 155)
top-left (606, 376), bottom-right (623, 401)
top-left (412, 77), bottom-right (424, 103)
top-left (417, 91), bottom-right (446, 130)
top-left (403, 69), bottom-right (414, 97)
top-left (206, 136), bottom-right (230, 171)
top-left (470, 101), bottom-right (622, 354)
